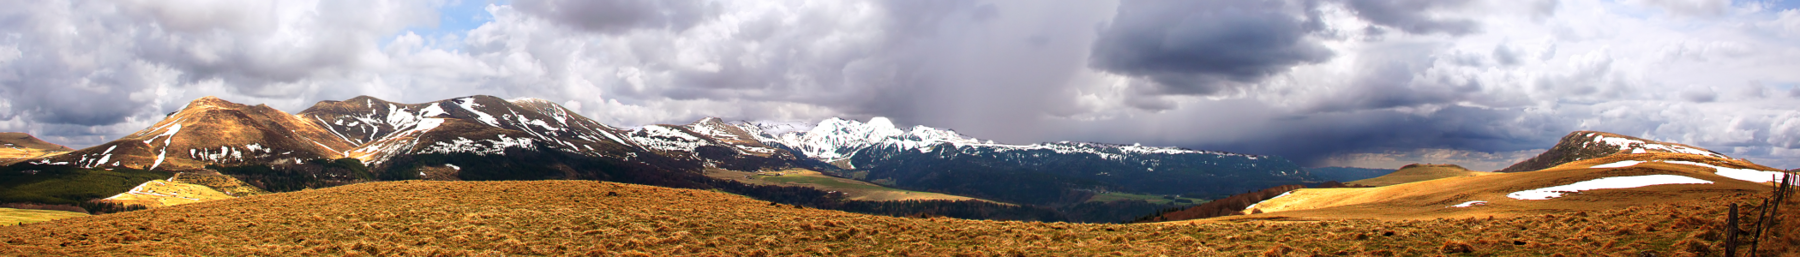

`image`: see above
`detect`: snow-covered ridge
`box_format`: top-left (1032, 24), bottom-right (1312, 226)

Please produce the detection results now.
top-left (773, 117), bottom-right (983, 161)
top-left (1584, 132), bottom-right (1726, 159)
top-left (767, 117), bottom-right (1265, 162)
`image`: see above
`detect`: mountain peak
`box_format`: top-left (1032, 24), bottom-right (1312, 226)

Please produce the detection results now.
top-left (184, 96), bottom-right (245, 110)
top-left (866, 117), bottom-right (896, 129)
top-left (1496, 131), bottom-right (1727, 172)
top-left (691, 117), bottom-right (726, 126)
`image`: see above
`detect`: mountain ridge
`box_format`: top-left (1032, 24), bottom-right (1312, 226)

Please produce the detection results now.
top-left (1496, 131), bottom-right (1730, 173)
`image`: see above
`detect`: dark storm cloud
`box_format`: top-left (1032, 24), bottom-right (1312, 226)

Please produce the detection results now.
top-left (1090, 0), bottom-right (1332, 97)
top-left (515, 0), bottom-right (717, 34)
top-left (1340, 0), bottom-right (1480, 35)
top-left (1212, 105), bottom-right (1560, 166)
top-left (1047, 99), bottom-right (1569, 167)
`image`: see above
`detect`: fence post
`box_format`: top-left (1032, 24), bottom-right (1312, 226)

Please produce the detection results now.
top-left (1750, 173), bottom-right (1796, 256)
top-left (1726, 203), bottom-right (1737, 257)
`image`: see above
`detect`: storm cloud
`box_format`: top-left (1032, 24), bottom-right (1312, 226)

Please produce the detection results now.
top-left (2, 0), bottom-right (1799, 169)
top-left (1090, 0), bottom-right (1332, 97)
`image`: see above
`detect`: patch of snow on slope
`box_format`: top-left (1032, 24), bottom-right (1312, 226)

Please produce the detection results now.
top-left (1506, 175), bottom-right (1713, 200)
top-left (1243, 191), bottom-right (1293, 211)
top-left (418, 103), bottom-right (447, 118)
top-left (1590, 133), bottom-right (1726, 158)
top-left (146, 124), bottom-right (182, 170)
top-left (685, 118), bottom-right (739, 140)
top-left (455, 97), bottom-right (500, 126)
top-left (1662, 161), bottom-right (1793, 185)
top-left (1449, 200), bottom-right (1487, 208)
top-left (626, 125), bottom-right (710, 152)
top-left (1590, 160), bottom-right (1646, 169)
top-left (419, 135), bottom-right (536, 156)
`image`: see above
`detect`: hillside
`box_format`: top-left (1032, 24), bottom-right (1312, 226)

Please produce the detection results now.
top-left (0, 133), bottom-right (72, 161)
top-left (3, 180), bottom-right (1789, 255)
top-left (1498, 131), bottom-right (1725, 173)
top-left (1347, 164), bottom-right (1493, 187)
top-left (1220, 153), bottom-right (1787, 221)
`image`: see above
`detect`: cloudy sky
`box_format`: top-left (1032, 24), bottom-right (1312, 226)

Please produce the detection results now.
top-left (3, 0), bottom-right (1799, 170)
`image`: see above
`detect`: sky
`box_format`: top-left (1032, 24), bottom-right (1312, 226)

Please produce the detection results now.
top-left (2, 0), bottom-right (1799, 170)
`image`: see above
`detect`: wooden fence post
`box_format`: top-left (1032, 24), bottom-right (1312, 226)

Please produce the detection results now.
top-left (1726, 203), bottom-right (1737, 257)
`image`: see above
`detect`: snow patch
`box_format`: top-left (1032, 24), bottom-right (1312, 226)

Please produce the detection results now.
top-left (1662, 161), bottom-right (1793, 185)
top-left (1507, 175), bottom-right (1713, 200)
top-left (1590, 160), bottom-right (1646, 169)
top-left (455, 97), bottom-right (500, 126)
top-left (1244, 191), bottom-right (1293, 211)
top-left (1449, 200), bottom-right (1487, 208)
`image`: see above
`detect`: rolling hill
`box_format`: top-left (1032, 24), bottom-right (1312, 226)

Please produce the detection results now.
top-left (0, 133), bottom-right (72, 161)
top-left (1346, 164), bottom-right (1493, 187)
top-left (3, 179), bottom-right (1791, 255)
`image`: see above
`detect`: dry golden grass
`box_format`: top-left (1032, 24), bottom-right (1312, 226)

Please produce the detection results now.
top-left (97, 178), bottom-right (236, 208)
top-left (0, 208), bottom-right (87, 226)
top-left (0, 179), bottom-right (1781, 256)
top-left (1347, 164), bottom-right (1494, 187)
top-left (705, 168), bottom-right (978, 202)
top-left (169, 172), bottom-right (268, 197)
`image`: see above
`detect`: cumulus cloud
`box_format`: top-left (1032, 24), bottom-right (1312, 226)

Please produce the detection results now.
top-left (3, 0), bottom-right (1800, 171)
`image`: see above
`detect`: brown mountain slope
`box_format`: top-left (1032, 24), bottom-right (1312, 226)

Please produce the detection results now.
top-left (1348, 164), bottom-right (1494, 187)
top-left (0, 132), bottom-right (72, 160)
top-left (1497, 131), bottom-right (1727, 173)
top-left (32, 97), bottom-right (355, 170)
top-left (3, 180), bottom-right (1788, 255)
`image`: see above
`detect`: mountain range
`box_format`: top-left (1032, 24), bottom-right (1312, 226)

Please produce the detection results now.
top-left (2, 95), bottom-right (1315, 222)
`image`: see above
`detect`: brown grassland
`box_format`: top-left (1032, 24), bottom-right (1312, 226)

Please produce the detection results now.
top-left (1, 178), bottom-right (1792, 256)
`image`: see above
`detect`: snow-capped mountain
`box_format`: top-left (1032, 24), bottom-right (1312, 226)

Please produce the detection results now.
top-left (1497, 131), bottom-right (1732, 173)
top-left (20, 96), bottom-right (1314, 207)
top-left (33, 96), bottom-right (356, 170)
top-left (753, 117), bottom-right (1312, 203)
top-left (299, 95), bottom-right (648, 168)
